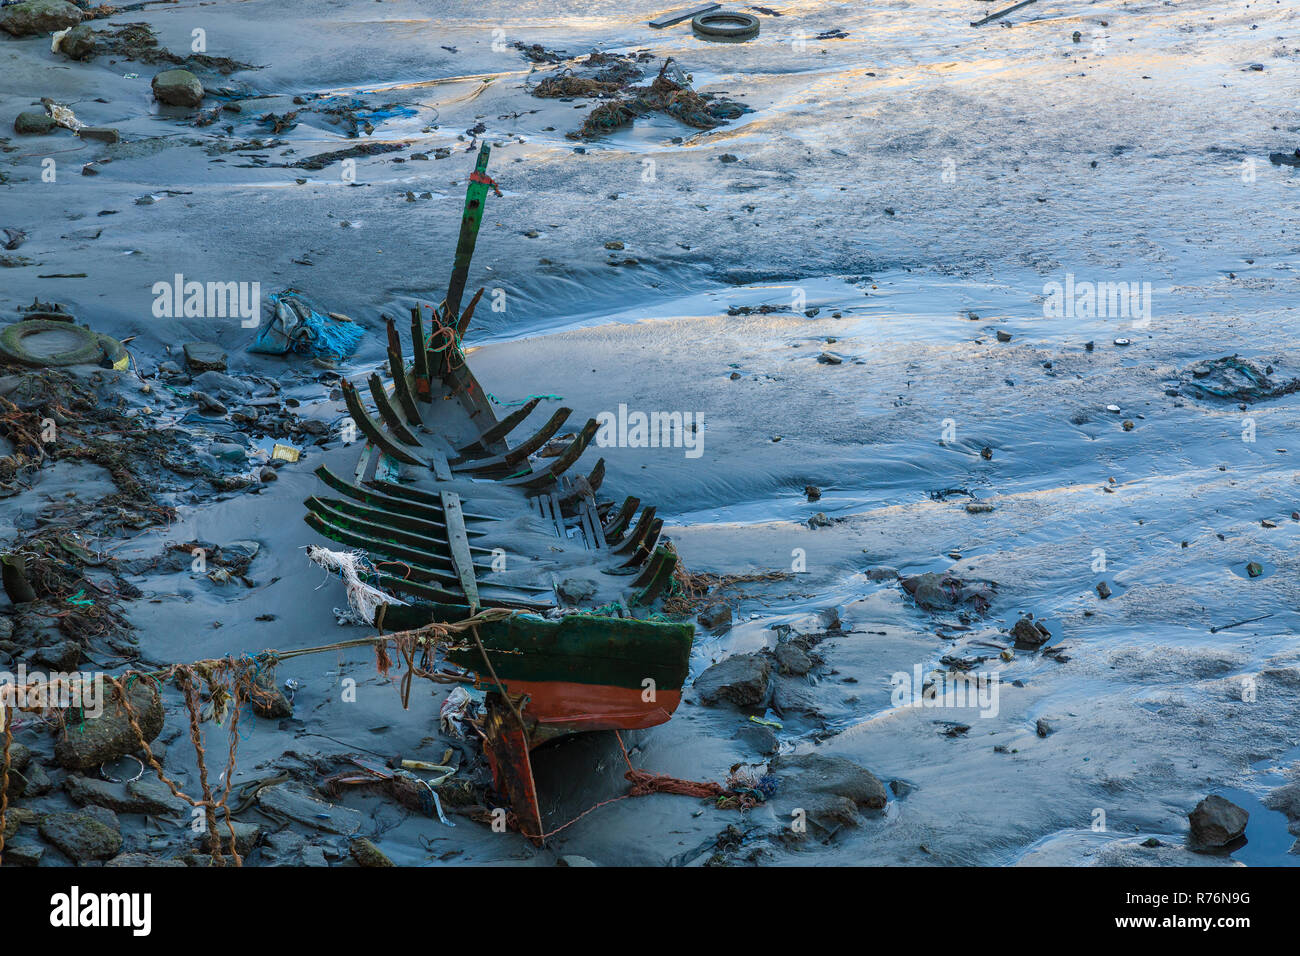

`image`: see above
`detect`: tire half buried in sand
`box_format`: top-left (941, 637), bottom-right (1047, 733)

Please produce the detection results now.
top-left (0, 319), bottom-right (127, 368)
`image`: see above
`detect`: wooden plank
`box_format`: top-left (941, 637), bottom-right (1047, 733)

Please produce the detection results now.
top-left (429, 448), bottom-right (453, 482)
top-left (455, 407), bottom-right (571, 473)
top-left (367, 373), bottom-right (421, 446)
top-left (971, 0), bottom-right (1035, 27)
top-left (342, 380), bottom-right (426, 467)
top-left (649, 3), bottom-right (719, 28)
top-left (455, 396), bottom-right (541, 458)
top-left (440, 490), bottom-right (481, 609)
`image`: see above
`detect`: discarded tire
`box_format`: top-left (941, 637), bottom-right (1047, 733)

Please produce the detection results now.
top-left (0, 319), bottom-right (103, 367)
top-left (692, 11), bottom-right (760, 41)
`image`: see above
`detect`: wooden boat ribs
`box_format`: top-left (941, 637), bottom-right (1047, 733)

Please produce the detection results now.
top-left (300, 144), bottom-right (694, 844)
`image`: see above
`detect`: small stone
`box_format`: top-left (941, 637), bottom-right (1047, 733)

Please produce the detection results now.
top-left (697, 604), bottom-right (732, 631)
top-left (1245, 562), bottom-right (1264, 578)
top-left (258, 466), bottom-right (278, 483)
top-left (557, 854), bottom-right (598, 866)
top-left (817, 352), bottom-right (842, 365)
top-left (1010, 615), bottom-right (1049, 646)
top-left (693, 653), bottom-right (771, 707)
top-left (195, 819), bottom-right (262, 857)
top-left (2, 842), bottom-right (44, 866)
top-left (13, 111), bottom-right (55, 135)
top-left (1188, 794), bottom-right (1248, 848)
top-left (804, 485), bottom-right (821, 501)
top-left (1095, 581), bottom-right (1112, 599)
top-left (39, 809), bottom-right (123, 862)
top-left (966, 502), bottom-right (994, 514)
top-left (190, 390), bottom-right (227, 416)
top-left (603, 240), bottom-right (624, 250)
top-left (349, 837), bottom-right (395, 867)
top-left (807, 511), bottom-right (832, 529)
top-left (56, 22), bottom-right (96, 59)
top-left (557, 577), bottom-right (597, 605)
top-left (152, 69), bottom-right (205, 108)
top-left (774, 642), bottom-right (813, 676)
top-left (718, 153), bottom-right (738, 163)
top-left (1036, 718), bottom-right (1053, 737)
top-left (995, 330), bottom-right (1012, 342)
top-left (980, 446), bottom-right (993, 460)
top-left (183, 342), bottom-right (227, 373)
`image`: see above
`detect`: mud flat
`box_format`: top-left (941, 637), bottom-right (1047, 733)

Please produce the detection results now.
top-left (1, 0), bottom-right (1298, 866)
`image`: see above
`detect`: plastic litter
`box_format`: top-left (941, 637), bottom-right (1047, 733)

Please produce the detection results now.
top-left (249, 289), bottom-right (364, 359)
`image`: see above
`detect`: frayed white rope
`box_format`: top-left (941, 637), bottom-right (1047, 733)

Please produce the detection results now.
top-left (306, 545), bottom-right (406, 626)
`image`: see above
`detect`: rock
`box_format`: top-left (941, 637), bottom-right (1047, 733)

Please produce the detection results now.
top-left (1095, 581), bottom-right (1112, 599)
top-left (0, 0), bottom-right (83, 38)
top-left (255, 782), bottom-right (363, 835)
top-left (807, 511), bottom-right (832, 529)
top-left (21, 761), bottom-right (53, 797)
top-left (1262, 781), bottom-right (1300, 821)
top-left (734, 722), bottom-right (779, 755)
top-left (195, 819), bottom-right (262, 857)
top-left (106, 852), bottom-right (185, 867)
top-left (78, 126), bottom-right (119, 144)
top-left (349, 837), bottom-right (394, 867)
top-left (772, 674), bottom-right (820, 716)
top-left (32, 639), bottom-right (80, 670)
top-left (817, 352), bottom-right (842, 365)
top-left (965, 502), bottom-right (994, 514)
top-left (1188, 794), bottom-right (1248, 848)
top-left (152, 69), bottom-right (205, 108)
top-left (804, 485), bottom-right (821, 501)
top-left (901, 573), bottom-right (995, 613)
top-left (182, 341), bottom-right (226, 373)
top-left (771, 753), bottom-right (887, 832)
top-left (995, 330), bottom-right (1012, 342)
top-left (1, 841), bottom-right (43, 866)
top-left (301, 845), bottom-right (329, 867)
top-left (209, 441), bottom-right (245, 463)
top-left (865, 566), bottom-right (899, 581)
top-left (557, 854), bottom-right (597, 866)
top-left (56, 22), bottom-right (95, 59)
top-left (14, 111), bottom-right (56, 135)
top-left (774, 642), bottom-right (813, 676)
top-left (38, 809), bottom-right (123, 862)
top-left (697, 603), bottom-right (732, 631)
top-left (557, 576), bottom-right (597, 605)
top-left (1010, 615), bottom-right (1050, 646)
top-left (889, 779), bottom-right (916, 798)
top-left (1036, 717), bottom-right (1053, 737)
top-left (693, 653), bottom-right (771, 707)
top-left (258, 466), bottom-right (278, 483)
top-left (55, 678), bottom-right (164, 771)
top-left (65, 773), bottom-right (185, 816)
top-left (250, 668), bottom-right (293, 719)
top-left (190, 390), bottom-right (227, 416)
top-left (190, 369), bottom-right (251, 397)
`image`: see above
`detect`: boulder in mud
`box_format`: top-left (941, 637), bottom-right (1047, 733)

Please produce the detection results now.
top-left (775, 642), bottom-right (813, 676)
top-left (1188, 794), bottom-right (1248, 848)
top-left (195, 819), bottom-right (262, 857)
top-left (901, 573), bottom-right (995, 613)
top-left (182, 341), bottom-right (226, 372)
top-left (65, 773), bottom-right (185, 816)
top-left (55, 22), bottom-right (95, 59)
top-left (255, 782), bottom-right (362, 835)
top-left (0, 0), bottom-right (83, 37)
top-left (693, 653), bottom-right (770, 707)
top-left (13, 111), bottom-right (55, 135)
top-left (1010, 614), bottom-right (1050, 647)
top-left (39, 807), bottom-right (123, 862)
top-left (1179, 355), bottom-right (1300, 403)
top-left (152, 69), bottom-right (205, 108)
top-left (697, 603), bottom-right (732, 631)
top-left (771, 753), bottom-right (887, 832)
top-left (54, 678), bottom-right (164, 771)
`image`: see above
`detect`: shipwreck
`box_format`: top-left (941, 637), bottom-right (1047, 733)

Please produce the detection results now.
top-left (302, 145), bottom-right (694, 842)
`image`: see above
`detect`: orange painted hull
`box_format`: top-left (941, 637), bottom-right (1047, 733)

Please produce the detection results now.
top-left (502, 679), bottom-right (682, 738)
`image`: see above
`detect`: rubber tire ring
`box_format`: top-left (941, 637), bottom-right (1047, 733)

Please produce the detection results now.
top-left (692, 12), bottom-right (761, 41)
top-left (0, 319), bottom-right (103, 367)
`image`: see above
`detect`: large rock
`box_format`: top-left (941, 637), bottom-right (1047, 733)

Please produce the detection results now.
top-left (65, 773), bottom-right (186, 816)
top-left (774, 642), bottom-right (813, 676)
top-left (1263, 782), bottom-right (1300, 822)
top-left (13, 111), bottom-right (55, 135)
top-left (0, 0), bottom-right (83, 37)
top-left (38, 808), bottom-right (123, 862)
top-left (901, 573), bottom-right (995, 613)
top-left (1188, 794), bottom-right (1249, 848)
top-left (771, 753), bottom-right (887, 833)
top-left (693, 653), bottom-right (771, 707)
top-left (195, 819), bottom-right (262, 857)
top-left (182, 341), bottom-right (226, 372)
top-left (1, 841), bottom-right (43, 866)
top-left (256, 782), bottom-right (362, 835)
top-left (152, 69), bottom-right (205, 108)
top-left (54, 678), bottom-right (164, 771)
top-left (55, 22), bottom-right (95, 59)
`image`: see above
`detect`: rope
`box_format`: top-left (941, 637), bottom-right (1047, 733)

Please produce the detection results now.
top-left (0, 704), bottom-right (10, 867)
